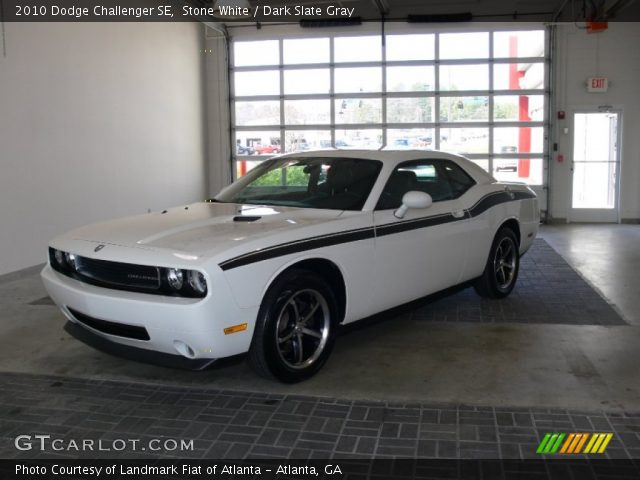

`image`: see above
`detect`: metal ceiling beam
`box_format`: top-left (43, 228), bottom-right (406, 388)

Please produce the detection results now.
top-left (603, 0), bottom-right (637, 17)
top-left (553, 0), bottom-right (571, 20)
top-left (371, 0), bottom-right (390, 16)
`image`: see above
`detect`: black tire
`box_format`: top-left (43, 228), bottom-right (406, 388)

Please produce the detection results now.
top-left (248, 269), bottom-right (338, 383)
top-left (474, 227), bottom-right (520, 299)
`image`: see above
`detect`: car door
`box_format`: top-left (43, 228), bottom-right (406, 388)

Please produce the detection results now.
top-left (371, 159), bottom-right (474, 310)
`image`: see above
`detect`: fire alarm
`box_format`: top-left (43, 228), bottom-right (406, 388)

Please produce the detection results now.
top-left (558, 111), bottom-right (565, 120)
top-left (587, 21), bottom-right (608, 33)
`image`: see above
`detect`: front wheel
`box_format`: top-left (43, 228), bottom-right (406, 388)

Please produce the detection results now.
top-left (474, 227), bottom-right (520, 299)
top-left (248, 269), bottom-right (338, 383)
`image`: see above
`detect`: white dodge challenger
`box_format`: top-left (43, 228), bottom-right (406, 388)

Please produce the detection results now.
top-left (42, 150), bottom-right (538, 383)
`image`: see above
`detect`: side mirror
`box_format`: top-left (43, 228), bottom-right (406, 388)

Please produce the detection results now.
top-left (394, 191), bottom-right (433, 219)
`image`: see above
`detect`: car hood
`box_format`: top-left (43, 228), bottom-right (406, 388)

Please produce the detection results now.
top-left (63, 202), bottom-right (345, 258)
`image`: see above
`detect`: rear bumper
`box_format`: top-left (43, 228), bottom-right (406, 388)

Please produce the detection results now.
top-left (64, 321), bottom-right (217, 370)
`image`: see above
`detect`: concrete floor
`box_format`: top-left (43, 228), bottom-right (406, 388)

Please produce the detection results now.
top-left (1, 224), bottom-right (639, 413)
top-left (542, 224), bottom-right (640, 326)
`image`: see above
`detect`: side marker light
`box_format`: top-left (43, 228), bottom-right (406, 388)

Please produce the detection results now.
top-left (224, 323), bottom-right (248, 335)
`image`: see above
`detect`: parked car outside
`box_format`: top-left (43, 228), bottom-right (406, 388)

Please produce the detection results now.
top-left (255, 144), bottom-right (281, 155)
top-left (236, 144), bottom-right (255, 155)
top-left (496, 146), bottom-right (518, 172)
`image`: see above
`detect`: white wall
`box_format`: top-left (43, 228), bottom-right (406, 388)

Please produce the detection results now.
top-left (550, 23), bottom-right (640, 222)
top-left (0, 22), bottom-right (207, 275)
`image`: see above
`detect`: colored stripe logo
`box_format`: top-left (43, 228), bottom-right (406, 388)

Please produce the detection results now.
top-left (536, 433), bottom-right (613, 454)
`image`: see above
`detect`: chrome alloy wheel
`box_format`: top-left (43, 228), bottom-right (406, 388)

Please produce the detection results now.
top-left (493, 236), bottom-right (517, 290)
top-left (275, 289), bottom-right (330, 370)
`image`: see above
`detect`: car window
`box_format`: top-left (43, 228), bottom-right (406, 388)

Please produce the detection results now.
top-left (440, 161), bottom-right (476, 198)
top-left (411, 164), bottom-right (437, 180)
top-left (376, 159), bottom-right (475, 210)
top-left (216, 157), bottom-right (382, 211)
top-left (250, 164), bottom-right (310, 188)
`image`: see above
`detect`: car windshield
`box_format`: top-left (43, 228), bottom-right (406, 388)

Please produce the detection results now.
top-left (215, 157), bottom-right (383, 211)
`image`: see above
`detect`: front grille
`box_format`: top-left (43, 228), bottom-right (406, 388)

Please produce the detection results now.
top-left (68, 308), bottom-right (150, 341)
top-left (75, 257), bottom-right (161, 291)
top-left (48, 248), bottom-right (206, 298)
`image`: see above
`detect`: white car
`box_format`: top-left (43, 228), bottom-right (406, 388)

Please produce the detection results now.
top-left (42, 150), bottom-right (539, 383)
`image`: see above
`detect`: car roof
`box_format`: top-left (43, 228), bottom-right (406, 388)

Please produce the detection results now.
top-left (278, 149), bottom-right (495, 184)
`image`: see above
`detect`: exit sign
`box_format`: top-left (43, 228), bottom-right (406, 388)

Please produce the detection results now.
top-left (587, 77), bottom-right (609, 92)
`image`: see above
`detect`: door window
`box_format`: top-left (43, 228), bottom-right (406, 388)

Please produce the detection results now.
top-left (376, 160), bottom-right (475, 210)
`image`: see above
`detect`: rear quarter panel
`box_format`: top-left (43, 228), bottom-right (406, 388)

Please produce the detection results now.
top-left (461, 183), bottom-right (539, 281)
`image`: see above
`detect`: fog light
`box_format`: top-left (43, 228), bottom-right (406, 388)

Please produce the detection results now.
top-left (188, 270), bottom-right (207, 295)
top-left (167, 268), bottom-right (184, 290)
top-left (173, 340), bottom-right (196, 359)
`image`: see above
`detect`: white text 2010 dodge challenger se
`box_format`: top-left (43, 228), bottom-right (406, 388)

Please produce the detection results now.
top-left (42, 150), bottom-right (539, 382)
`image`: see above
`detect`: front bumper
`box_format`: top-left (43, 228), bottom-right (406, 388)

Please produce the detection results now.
top-left (64, 321), bottom-right (216, 370)
top-left (41, 264), bottom-right (258, 365)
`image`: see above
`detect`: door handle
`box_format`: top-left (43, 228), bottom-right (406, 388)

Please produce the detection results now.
top-left (452, 210), bottom-right (466, 219)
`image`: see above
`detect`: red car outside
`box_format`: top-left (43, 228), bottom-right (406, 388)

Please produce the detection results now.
top-left (255, 144), bottom-right (281, 155)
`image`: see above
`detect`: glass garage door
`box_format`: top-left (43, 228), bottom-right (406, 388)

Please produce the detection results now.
top-left (230, 28), bottom-right (548, 191)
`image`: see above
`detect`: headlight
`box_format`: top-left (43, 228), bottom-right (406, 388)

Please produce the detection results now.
top-left (166, 268), bottom-right (184, 290)
top-left (54, 249), bottom-right (65, 267)
top-left (65, 252), bottom-right (78, 271)
top-left (188, 270), bottom-right (207, 295)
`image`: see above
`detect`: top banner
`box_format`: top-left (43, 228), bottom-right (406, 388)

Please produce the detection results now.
top-left (2, 0), bottom-right (640, 22)
top-left (5, 0), bottom-right (364, 22)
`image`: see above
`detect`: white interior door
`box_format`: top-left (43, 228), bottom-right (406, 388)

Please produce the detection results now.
top-left (569, 111), bottom-right (621, 223)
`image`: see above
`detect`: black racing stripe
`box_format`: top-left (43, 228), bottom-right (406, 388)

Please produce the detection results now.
top-left (219, 227), bottom-right (375, 271)
top-left (219, 190), bottom-right (535, 270)
top-left (467, 191), bottom-right (513, 217)
top-left (513, 190), bottom-right (537, 201)
top-left (467, 190), bottom-right (537, 218)
top-left (375, 213), bottom-right (458, 237)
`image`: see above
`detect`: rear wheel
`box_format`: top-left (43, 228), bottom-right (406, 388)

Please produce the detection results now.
top-left (248, 269), bottom-right (338, 383)
top-left (474, 227), bottom-right (520, 299)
